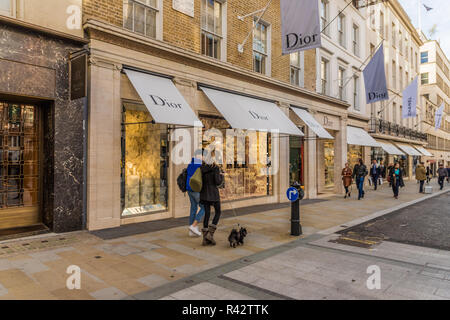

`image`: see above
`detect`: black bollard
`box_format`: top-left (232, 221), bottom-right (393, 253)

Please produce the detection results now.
top-left (290, 182), bottom-right (303, 236)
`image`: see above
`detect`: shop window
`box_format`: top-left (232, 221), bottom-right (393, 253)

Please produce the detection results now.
top-left (201, 0), bottom-right (223, 60)
top-left (124, 0), bottom-right (159, 39)
top-left (253, 19), bottom-right (269, 75)
top-left (289, 134), bottom-right (304, 186)
top-left (347, 145), bottom-right (363, 170)
top-left (200, 116), bottom-right (273, 201)
top-left (121, 103), bottom-right (168, 217)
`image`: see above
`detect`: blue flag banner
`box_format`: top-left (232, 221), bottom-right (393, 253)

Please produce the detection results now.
top-left (363, 44), bottom-right (389, 104)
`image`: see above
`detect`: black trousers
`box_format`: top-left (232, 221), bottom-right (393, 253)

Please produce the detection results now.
top-left (344, 186), bottom-right (349, 194)
top-left (392, 180), bottom-right (400, 197)
top-left (419, 180), bottom-right (425, 193)
top-left (371, 175), bottom-right (378, 189)
top-left (438, 177), bottom-right (445, 190)
top-left (203, 201), bottom-right (221, 228)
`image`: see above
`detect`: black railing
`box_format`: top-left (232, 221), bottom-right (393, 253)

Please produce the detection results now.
top-left (369, 118), bottom-right (427, 142)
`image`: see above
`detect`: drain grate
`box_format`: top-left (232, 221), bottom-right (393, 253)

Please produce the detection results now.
top-left (0, 235), bottom-right (78, 256)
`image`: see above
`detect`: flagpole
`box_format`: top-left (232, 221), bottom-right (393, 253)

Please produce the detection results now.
top-left (418, 0), bottom-right (422, 33)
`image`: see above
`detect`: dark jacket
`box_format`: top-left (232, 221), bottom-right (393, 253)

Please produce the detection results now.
top-left (380, 165), bottom-right (387, 178)
top-left (370, 164), bottom-right (381, 178)
top-left (186, 158), bottom-right (202, 192)
top-left (353, 164), bottom-right (368, 179)
top-left (200, 164), bottom-right (224, 203)
top-left (389, 167), bottom-right (405, 187)
top-left (437, 168), bottom-right (448, 178)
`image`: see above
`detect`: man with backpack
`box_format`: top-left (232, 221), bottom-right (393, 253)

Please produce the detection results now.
top-left (178, 149), bottom-right (204, 237)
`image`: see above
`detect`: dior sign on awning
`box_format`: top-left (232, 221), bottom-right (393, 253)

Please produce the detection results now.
top-left (281, 0), bottom-right (322, 55)
top-left (124, 68), bottom-right (202, 127)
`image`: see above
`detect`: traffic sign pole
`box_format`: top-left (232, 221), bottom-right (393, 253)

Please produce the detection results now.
top-left (287, 183), bottom-right (303, 236)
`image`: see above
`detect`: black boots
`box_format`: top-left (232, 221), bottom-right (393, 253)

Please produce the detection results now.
top-left (203, 224), bottom-right (217, 246)
top-left (201, 228), bottom-right (211, 246)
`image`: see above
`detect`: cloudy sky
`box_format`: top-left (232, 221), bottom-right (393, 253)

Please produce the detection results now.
top-left (398, 0), bottom-right (450, 58)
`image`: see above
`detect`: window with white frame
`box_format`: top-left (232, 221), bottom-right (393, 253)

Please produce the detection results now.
top-left (393, 102), bottom-right (397, 123)
top-left (352, 24), bottom-right (359, 56)
top-left (320, 57), bottom-right (329, 95)
top-left (399, 66), bottom-right (403, 90)
top-left (201, 0), bottom-right (223, 59)
top-left (253, 20), bottom-right (269, 75)
top-left (392, 61), bottom-right (396, 89)
top-left (290, 52), bottom-right (304, 87)
top-left (124, 0), bottom-right (159, 38)
top-left (338, 67), bottom-right (346, 100)
top-left (421, 73), bottom-right (429, 85)
top-left (353, 75), bottom-right (359, 110)
top-left (392, 23), bottom-right (396, 47)
top-left (320, 0), bottom-right (329, 36)
top-left (337, 13), bottom-right (346, 47)
top-left (0, 0), bottom-right (13, 17)
top-left (379, 11), bottom-right (384, 38)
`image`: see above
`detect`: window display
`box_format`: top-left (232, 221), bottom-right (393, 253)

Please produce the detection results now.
top-left (323, 141), bottom-right (335, 188)
top-left (200, 116), bottom-right (273, 201)
top-left (289, 134), bottom-right (304, 186)
top-left (371, 147), bottom-right (387, 164)
top-left (348, 145), bottom-right (363, 169)
top-left (121, 103), bottom-right (168, 217)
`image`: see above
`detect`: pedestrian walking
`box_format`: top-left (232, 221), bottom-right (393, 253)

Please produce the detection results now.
top-left (370, 159), bottom-right (381, 190)
top-left (379, 160), bottom-right (386, 185)
top-left (352, 159), bottom-right (368, 200)
top-left (415, 162), bottom-right (426, 194)
top-left (185, 149), bottom-right (204, 237)
top-left (447, 165), bottom-right (450, 184)
top-left (200, 152), bottom-right (224, 246)
top-left (389, 162), bottom-right (404, 199)
top-left (437, 163), bottom-right (448, 190)
top-left (341, 163), bottom-right (353, 199)
top-left (387, 163), bottom-right (394, 186)
top-left (426, 165), bottom-right (431, 184)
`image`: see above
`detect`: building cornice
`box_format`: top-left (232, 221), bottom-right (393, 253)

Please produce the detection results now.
top-left (0, 15), bottom-right (89, 45)
top-left (83, 19), bottom-right (350, 110)
top-left (387, 0), bottom-right (423, 46)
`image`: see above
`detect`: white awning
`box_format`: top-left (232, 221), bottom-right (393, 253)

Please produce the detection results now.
top-left (124, 69), bottom-right (202, 127)
top-left (290, 107), bottom-right (333, 139)
top-left (201, 87), bottom-right (304, 136)
top-left (347, 126), bottom-right (380, 147)
top-left (395, 144), bottom-right (422, 156)
top-left (375, 141), bottom-right (405, 155)
top-left (414, 146), bottom-right (433, 157)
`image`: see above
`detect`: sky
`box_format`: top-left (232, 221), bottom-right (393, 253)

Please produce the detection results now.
top-left (398, 0), bottom-right (450, 58)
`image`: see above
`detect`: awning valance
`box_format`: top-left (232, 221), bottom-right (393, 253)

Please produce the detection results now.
top-left (347, 126), bottom-right (380, 147)
top-left (414, 146), bottom-right (433, 157)
top-left (395, 144), bottom-right (422, 156)
top-left (124, 68), bottom-right (202, 127)
top-left (290, 107), bottom-right (333, 139)
top-left (375, 141), bottom-right (405, 155)
top-left (201, 87), bottom-right (304, 136)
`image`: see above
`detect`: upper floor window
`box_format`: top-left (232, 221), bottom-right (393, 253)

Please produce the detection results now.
top-left (0, 0), bottom-right (13, 17)
top-left (392, 23), bottom-right (396, 47)
top-left (421, 51), bottom-right (429, 64)
top-left (337, 13), bottom-right (346, 47)
top-left (352, 24), bottom-right (359, 56)
top-left (415, 52), bottom-right (418, 70)
top-left (421, 73), bottom-right (429, 85)
top-left (370, 43), bottom-right (375, 57)
top-left (399, 31), bottom-right (403, 52)
top-left (399, 66), bottom-right (403, 89)
top-left (320, 57), bottom-right (329, 95)
top-left (320, 0), bottom-right (329, 36)
top-left (353, 75), bottom-right (360, 111)
top-left (201, 0), bottom-right (223, 60)
top-left (124, 0), bottom-right (159, 38)
top-left (392, 61), bottom-right (396, 89)
top-left (379, 11), bottom-right (384, 38)
top-left (338, 67), bottom-right (346, 100)
top-left (253, 20), bottom-right (269, 75)
top-left (290, 52), bottom-right (304, 87)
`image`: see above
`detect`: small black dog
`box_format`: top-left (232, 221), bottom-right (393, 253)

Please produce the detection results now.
top-left (228, 227), bottom-right (248, 248)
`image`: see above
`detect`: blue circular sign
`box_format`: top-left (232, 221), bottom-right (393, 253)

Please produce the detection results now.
top-left (287, 187), bottom-right (299, 202)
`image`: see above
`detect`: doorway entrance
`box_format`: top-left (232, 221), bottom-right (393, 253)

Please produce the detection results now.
top-left (289, 135), bottom-right (304, 186)
top-left (0, 102), bottom-right (41, 231)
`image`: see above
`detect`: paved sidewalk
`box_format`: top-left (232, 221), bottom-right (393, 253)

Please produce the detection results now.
top-left (0, 180), bottom-right (447, 299)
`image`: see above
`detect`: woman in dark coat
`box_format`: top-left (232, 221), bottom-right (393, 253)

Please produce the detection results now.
top-left (389, 162), bottom-right (404, 199)
top-left (200, 161), bottom-right (224, 246)
top-left (341, 163), bottom-right (353, 199)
